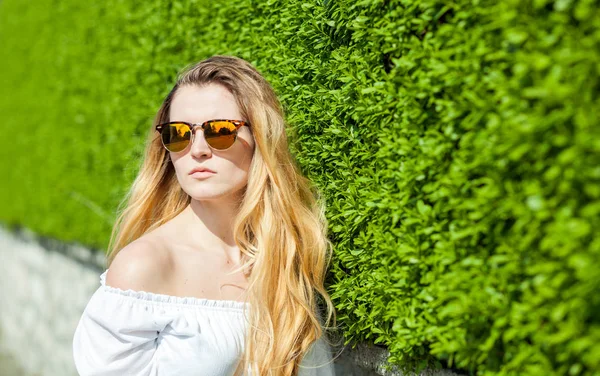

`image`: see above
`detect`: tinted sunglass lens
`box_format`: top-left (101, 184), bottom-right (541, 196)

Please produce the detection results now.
top-left (204, 121), bottom-right (237, 150)
top-left (161, 123), bottom-right (191, 152)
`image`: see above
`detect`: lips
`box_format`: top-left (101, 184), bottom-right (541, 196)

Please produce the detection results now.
top-left (189, 167), bottom-right (216, 175)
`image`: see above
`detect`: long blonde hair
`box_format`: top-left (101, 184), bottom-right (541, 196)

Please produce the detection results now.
top-left (106, 55), bottom-right (340, 375)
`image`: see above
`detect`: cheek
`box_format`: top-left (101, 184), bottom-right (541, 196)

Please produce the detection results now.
top-left (214, 160), bottom-right (252, 192)
top-left (239, 140), bottom-right (255, 166)
top-left (172, 160), bottom-right (186, 178)
top-left (222, 159), bottom-right (251, 181)
top-left (240, 151), bottom-right (254, 171)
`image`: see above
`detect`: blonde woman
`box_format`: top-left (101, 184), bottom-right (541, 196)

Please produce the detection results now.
top-left (72, 55), bottom-right (340, 375)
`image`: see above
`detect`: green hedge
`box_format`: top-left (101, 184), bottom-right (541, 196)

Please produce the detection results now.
top-left (1, 0), bottom-right (598, 374)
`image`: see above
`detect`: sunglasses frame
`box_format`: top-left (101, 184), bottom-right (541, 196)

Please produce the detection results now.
top-left (155, 119), bottom-right (250, 152)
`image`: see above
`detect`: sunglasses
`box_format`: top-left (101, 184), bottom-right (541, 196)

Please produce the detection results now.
top-left (155, 119), bottom-right (250, 152)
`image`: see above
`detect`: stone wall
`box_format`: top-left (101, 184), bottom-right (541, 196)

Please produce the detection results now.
top-left (0, 225), bottom-right (104, 376)
top-left (0, 224), bottom-right (458, 376)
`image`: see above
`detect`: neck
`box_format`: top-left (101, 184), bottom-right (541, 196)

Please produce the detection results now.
top-left (181, 191), bottom-right (244, 263)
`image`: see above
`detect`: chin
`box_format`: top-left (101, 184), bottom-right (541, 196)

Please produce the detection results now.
top-left (186, 191), bottom-right (230, 201)
top-left (184, 185), bottom-right (245, 201)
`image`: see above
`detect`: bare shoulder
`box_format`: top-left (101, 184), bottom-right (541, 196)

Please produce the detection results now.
top-left (105, 235), bottom-right (173, 293)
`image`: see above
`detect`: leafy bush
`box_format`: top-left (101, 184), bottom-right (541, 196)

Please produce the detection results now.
top-left (0, 0), bottom-right (598, 374)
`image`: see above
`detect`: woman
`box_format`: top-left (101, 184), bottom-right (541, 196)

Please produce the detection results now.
top-left (72, 55), bottom-right (340, 375)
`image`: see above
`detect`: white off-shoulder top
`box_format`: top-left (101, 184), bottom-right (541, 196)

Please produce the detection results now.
top-left (72, 269), bottom-right (336, 376)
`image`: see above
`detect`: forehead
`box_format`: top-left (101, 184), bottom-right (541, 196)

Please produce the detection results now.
top-left (169, 83), bottom-right (242, 122)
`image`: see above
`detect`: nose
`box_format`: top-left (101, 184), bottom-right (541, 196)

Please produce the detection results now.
top-left (189, 125), bottom-right (212, 158)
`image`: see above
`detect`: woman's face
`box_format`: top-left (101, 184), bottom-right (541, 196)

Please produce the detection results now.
top-left (168, 83), bottom-right (255, 201)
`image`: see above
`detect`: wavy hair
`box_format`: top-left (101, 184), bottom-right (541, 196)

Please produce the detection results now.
top-left (105, 55), bottom-right (341, 375)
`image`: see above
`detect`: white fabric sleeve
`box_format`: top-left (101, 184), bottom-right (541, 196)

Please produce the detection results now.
top-left (72, 287), bottom-right (184, 376)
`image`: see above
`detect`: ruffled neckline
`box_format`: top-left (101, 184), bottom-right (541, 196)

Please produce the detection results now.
top-left (100, 269), bottom-right (250, 311)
